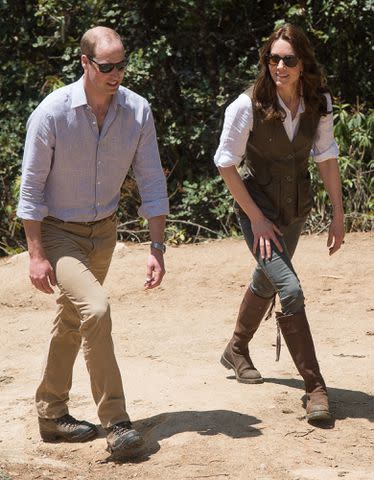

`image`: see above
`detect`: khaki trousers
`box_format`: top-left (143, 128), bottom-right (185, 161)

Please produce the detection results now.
top-left (35, 215), bottom-right (129, 428)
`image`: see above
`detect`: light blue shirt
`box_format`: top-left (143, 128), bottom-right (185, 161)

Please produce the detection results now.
top-left (17, 77), bottom-right (169, 222)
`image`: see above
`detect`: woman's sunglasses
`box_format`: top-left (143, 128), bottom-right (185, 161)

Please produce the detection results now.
top-left (267, 54), bottom-right (299, 68)
top-left (87, 55), bottom-right (126, 73)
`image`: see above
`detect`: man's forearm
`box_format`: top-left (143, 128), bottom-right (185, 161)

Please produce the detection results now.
top-left (22, 220), bottom-right (46, 259)
top-left (148, 215), bottom-right (166, 243)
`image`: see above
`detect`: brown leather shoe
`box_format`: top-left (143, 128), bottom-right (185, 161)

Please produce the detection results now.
top-left (106, 421), bottom-right (145, 459)
top-left (38, 414), bottom-right (98, 442)
top-left (221, 339), bottom-right (263, 383)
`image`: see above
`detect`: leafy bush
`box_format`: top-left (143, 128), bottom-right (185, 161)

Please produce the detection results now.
top-left (167, 176), bottom-right (240, 243)
top-left (306, 103), bottom-right (374, 233)
top-left (0, 1), bottom-right (373, 255)
top-left (0, 108), bottom-right (29, 255)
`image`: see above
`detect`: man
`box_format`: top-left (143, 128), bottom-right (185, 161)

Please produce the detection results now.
top-left (17, 26), bottom-right (169, 458)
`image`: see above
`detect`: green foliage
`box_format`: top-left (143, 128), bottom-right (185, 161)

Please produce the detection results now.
top-left (334, 103), bottom-right (374, 231)
top-left (306, 103), bottom-right (374, 233)
top-left (0, 112), bottom-right (27, 255)
top-left (0, 0), bottom-right (373, 255)
top-left (168, 176), bottom-right (240, 242)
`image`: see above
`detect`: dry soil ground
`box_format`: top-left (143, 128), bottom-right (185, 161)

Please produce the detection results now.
top-left (0, 233), bottom-right (373, 480)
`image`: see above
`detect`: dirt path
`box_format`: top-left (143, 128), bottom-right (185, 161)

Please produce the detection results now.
top-left (0, 233), bottom-right (373, 480)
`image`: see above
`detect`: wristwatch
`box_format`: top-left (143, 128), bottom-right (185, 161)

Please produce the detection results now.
top-left (150, 241), bottom-right (166, 254)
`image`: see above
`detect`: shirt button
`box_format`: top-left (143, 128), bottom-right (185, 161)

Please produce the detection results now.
top-left (286, 197), bottom-right (292, 204)
top-left (286, 175), bottom-right (292, 182)
top-left (97, 181), bottom-right (101, 185)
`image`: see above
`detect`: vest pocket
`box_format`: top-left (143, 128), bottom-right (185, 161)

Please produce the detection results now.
top-left (241, 174), bottom-right (280, 221)
top-left (297, 178), bottom-right (314, 217)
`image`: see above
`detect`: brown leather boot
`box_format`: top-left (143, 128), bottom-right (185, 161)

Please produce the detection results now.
top-left (276, 310), bottom-right (332, 422)
top-left (221, 288), bottom-right (273, 384)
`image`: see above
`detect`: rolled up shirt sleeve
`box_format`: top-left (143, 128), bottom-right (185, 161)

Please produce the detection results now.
top-left (213, 94), bottom-right (253, 168)
top-left (132, 103), bottom-right (169, 219)
top-left (312, 93), bottom-right (339, 163)
top-left (17, 108), bottom-right (55, 221)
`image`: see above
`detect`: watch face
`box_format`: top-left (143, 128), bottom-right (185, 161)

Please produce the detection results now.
top-left (151, 242), bottom-right (166, 253)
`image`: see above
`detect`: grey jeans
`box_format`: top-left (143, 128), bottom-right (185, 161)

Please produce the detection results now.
top-left (238, 213), bottom-right (306, 315)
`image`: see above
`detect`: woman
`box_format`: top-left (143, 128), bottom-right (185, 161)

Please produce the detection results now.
top-left (214, 23), bottom-right (344, 422)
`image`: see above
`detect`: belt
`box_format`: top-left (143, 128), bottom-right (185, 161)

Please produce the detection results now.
top-left (45, 212), bottom-right (116, 226)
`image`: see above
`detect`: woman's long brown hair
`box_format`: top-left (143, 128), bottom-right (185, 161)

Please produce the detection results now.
top-left (252, 23), bottom-right (330, 120)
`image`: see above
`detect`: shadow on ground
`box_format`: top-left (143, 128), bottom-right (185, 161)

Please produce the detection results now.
top-left (265, 377), bottom-right (374, 422)
top-left (103, 409), bottom-right (262, 464)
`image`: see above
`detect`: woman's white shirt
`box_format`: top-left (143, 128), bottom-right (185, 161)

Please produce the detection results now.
top-left (214, 92), bottom-right (339, 168)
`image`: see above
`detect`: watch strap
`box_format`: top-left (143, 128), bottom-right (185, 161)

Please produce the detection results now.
top-left (150, 241), bottom-right (166, 253)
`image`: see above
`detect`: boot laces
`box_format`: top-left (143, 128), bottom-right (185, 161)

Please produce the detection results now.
top-left (55, 414), bottom-right (82, 430)
top-left (111, 421), bottom-right (133, 436)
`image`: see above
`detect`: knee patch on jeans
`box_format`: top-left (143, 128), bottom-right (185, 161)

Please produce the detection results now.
top-left (251, 284), bottom-right (276, 300)
top-left (280, 286), bottom-right (305, 315)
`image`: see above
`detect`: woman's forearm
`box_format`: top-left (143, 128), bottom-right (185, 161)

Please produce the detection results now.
top-left (317, 158), bottom-right (344, 217)
top-left (218, 166), bottom-right (263, 222)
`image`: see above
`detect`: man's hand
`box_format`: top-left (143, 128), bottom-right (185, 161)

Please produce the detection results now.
top-left (22, 219), bottom-right (56, 294)
top-left (144, 250), bottom-right (165, 289)
top-left (29, 257), bottom-right (56, 294)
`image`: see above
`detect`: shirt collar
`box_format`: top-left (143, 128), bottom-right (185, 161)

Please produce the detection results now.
top-left (71, 76), bottom-right (88, 108)
top-left (115, 88), bottom-right (127, 109)
top-left (277, 93), bottom-right (305, 116)
top-left (71, 76), bottom-right (123, 110)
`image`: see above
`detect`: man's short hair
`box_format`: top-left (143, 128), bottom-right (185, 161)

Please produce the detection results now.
top-left (80, 27), bottom-right (123, 57)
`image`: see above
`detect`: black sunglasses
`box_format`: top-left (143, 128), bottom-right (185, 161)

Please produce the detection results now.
top-left (267, 54), bottom-right (299, 68)
top-left (87, 55), bottom-right (126, 73)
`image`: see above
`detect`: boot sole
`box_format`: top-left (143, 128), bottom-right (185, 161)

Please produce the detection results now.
top-left (107, 438), bottom-right (145, 459)
top-left (220, 355), bottom-right (264, 384)
top-left (306, 410), bottom-right (332, 422)
top-left (40, 427), bottom-right (98, 443)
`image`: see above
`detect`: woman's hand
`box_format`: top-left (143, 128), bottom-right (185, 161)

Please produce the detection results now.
top-left (251, 215), bottom-right (283, 260)
top-left (217, 166), bottom-right (283, 260)
top-left (316, 158), bottom-right (345, 255)
top-left (327, 214), bottom-right (345, 255)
